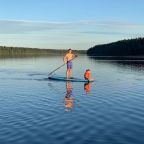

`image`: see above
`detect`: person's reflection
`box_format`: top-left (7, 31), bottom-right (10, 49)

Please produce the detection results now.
top-left (84, 82), bottom-right (91, 93)
top-left (64, 82), bottom-right (73, 112)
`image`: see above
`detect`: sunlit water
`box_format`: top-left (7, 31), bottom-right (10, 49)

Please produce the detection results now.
top-left (0, 56), bottom-right (144, 144)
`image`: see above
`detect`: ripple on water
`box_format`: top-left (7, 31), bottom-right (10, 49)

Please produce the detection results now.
top-left (1, 57), bottom-right (144, 144)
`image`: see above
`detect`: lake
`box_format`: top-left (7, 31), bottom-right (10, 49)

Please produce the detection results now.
top-left (0, 55), bottom-right (144, 144)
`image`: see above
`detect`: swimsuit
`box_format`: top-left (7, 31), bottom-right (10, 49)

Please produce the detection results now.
top-left (67, 60), bottom-right (72, 69)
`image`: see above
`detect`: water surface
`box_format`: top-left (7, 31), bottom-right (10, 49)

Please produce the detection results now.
top-left (0, 56), bottom-right (144, 144)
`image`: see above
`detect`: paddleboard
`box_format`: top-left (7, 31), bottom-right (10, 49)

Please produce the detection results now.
top-left (48, 75), bottom-right (94, 82)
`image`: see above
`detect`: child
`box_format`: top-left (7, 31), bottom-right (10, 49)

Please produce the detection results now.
top-left (84, 69), bottom-right (91, 81)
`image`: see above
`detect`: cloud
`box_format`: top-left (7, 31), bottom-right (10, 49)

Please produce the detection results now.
top-left (0, 19), bottom-right (144, 35)
top-left (76, 20), bottom-right (144, 28)
top-left (0, 19), bottom-right (143, 49)
top-left (81, 31), bottom-right (125, 35)
top-left (80, 31), bottom-right (144, 36)
top-left (0, 20), bottom-right (78, 34)
top-left (79, 21), bottom-right (144, 36)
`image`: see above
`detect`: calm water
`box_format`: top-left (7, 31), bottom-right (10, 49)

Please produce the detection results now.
top-left (0, 56), bottom-right (144, 144)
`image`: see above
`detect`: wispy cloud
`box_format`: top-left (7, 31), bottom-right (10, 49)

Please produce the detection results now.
top-left (76, 20), bottom-right (144, 29)
top-left (80, 31), bottom-right (144, 36)
top-left (0, 20), bottom-right (78, 34)
top-left (0, 19), bottom-right (144, 49)
top-left (0, 19), bottom-right (144, 34)
top-left (81, 31), bottom-right (126, 35)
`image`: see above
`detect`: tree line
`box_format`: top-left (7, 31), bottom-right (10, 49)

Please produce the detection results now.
top-left (87, 38), bottom-right (144, 56)
top-left (0, 46), bottom-right (86, 57)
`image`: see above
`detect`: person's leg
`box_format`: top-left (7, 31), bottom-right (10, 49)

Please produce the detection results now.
top-left (66, 69), bottom-right (70, 78)
top-left (69, 62), bottom-right (72, 78)
top-left (67, 61), bottom-right (72, 78)
top-left (66, 63), bottom-right (69, 78)
top-left (69, 69), bottom-right (72, 78)
top-left (68, 69), bottom-right (71, 78)
top-left (66, 69), bottom-right (69, 78)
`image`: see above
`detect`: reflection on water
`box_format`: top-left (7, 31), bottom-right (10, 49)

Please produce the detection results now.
top-left (89, 56), bottom-right (144, 71)
top-left (64, 82), bottom-right (73, 112)
top-left (112, 60), bottom-right (144, 72)
top-left (84, 82), bottom-right (91, 93)
top-left (0, 56), bottom-right (144, 144)
top-left (64, 82), bottom-right (91, 112)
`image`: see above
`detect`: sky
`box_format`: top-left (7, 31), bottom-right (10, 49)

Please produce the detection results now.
top-left (0, 0), bottom-right (144, 50)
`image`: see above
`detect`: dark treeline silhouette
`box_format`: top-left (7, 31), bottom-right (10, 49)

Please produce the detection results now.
top-left (0, 46), bottom-right (86, 57)
top-left (87, 38), bottom-right (144, 57)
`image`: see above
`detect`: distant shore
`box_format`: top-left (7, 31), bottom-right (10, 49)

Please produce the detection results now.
top-left (0, 46), bottom-right (86, 58)
top-left (87, 37), bottom-right (144, 58)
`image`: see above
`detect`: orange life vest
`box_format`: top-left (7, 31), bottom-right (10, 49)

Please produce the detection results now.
top-left (84, 71), bottom-right (90, 80)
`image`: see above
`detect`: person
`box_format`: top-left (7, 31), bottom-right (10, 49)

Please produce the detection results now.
top-left (84, 69), bottom-right (92, 81)
top-left (63, 49), bottom-right (77, 78)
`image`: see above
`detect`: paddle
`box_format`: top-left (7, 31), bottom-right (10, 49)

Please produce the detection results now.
top-left (48, 55), bottom-right (78, 76)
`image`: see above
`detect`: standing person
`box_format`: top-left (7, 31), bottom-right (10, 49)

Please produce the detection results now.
top-left (63, 48), bottom-right (77, 78)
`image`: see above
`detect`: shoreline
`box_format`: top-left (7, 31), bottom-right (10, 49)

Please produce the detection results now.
top-left (0, 46), bottom-right (86, 58)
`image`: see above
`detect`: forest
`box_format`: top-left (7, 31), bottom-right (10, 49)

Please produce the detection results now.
top-left (87, 38), bottom-right (144, 57)
top-left (0, 46), bottom-right (86, 57)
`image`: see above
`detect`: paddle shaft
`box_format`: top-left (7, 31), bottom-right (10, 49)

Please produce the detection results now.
top-left (48, 56), bottom-right (77, 76)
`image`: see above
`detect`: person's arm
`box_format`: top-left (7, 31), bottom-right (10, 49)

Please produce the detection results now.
top-left (63, 54), bottom-right (67, 64)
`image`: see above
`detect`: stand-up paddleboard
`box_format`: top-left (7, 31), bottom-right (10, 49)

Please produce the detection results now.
top-left (48, 75), bottom-right (94, 82)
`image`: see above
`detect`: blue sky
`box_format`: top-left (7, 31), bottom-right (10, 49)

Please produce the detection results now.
top-left (0, 0), bottom-right (144, 50)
